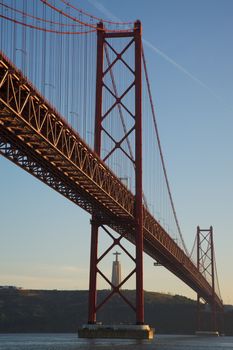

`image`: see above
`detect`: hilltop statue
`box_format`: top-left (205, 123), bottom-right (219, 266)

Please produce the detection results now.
top-left (111, 251), bottom-right (122, 289)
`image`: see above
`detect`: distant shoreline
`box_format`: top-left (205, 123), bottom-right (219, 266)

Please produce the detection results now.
top-left (0, 288), bottom-right (232, 335)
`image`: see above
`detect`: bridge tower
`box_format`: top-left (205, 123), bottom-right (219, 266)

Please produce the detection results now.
top-left (196, 226), bottom-right (222, 334)
top-left (81, 20), bottom-right (154, 338)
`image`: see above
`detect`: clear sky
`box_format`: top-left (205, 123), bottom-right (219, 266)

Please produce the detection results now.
top-left (0, 0), bottom-right (233, 304)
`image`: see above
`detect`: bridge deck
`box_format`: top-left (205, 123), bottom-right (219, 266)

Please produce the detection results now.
top-left (0, 52), bottom-right (222, 308)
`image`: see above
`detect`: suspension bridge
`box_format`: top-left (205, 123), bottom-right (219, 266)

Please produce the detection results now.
top-left (0, 0), bottom-right (223, 338)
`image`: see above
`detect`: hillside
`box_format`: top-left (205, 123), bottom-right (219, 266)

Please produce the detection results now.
top-left (0, 288), bottom-right (232, 334)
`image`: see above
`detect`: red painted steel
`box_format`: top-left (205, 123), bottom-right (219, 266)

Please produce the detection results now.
top-left (94, 22), bottom-right (104, 156)
top-left (88, 22), bottom-right (105, 324)
top-left (134, 20), bottom-right (144, 325)
top-left (197, 226), bottom-right (219, 331)
top-left (197, 227), bottom-right (201, 331)
top-left (0, 50), bottom-right (223, 326)
top-left (88, 218), bottom-right (99, 324)
top-left (210, 226), bottom-right (217, 331)
top-left (87, 20), bottom-right (145, 324)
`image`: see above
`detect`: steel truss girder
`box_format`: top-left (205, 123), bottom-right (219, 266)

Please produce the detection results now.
top-left (0, 52), bottom-right (222, 310)
top-left (0, 52), bottom-right (134, 218)
top-left (0, 130), bottom-right (94, 214)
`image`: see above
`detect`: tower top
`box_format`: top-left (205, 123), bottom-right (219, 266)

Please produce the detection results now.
top-left (113, 251), bottom-right (121, 262)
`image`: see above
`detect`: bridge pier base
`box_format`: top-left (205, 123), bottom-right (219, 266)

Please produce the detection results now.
top-left (78, 324), bottom-right (154, 339)
top-left (195, 331), bottom-right (219, 337)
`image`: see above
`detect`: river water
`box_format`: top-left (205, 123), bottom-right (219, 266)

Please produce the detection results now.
top-left (0, 334), bottom-right (233, 350)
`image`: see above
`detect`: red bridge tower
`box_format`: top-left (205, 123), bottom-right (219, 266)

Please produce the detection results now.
top-left (79, 20), bottom-right (153, 339)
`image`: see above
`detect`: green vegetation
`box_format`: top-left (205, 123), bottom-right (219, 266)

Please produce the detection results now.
top-left (0, 288), bottom-right (232, 334)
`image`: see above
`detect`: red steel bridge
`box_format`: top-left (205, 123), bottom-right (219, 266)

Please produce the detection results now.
top-left (0, 0), bottom-right (223, 331)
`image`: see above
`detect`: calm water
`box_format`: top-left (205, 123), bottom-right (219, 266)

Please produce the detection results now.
top-left (0, 334), bottom-right (233, 350)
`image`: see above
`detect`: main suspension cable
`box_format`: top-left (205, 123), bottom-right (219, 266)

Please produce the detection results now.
top-left (59, 0), bottom-right (134, 25)
top-left (40, 0), bottom-right (133, 33)
top-left (40, 0), bottom-right (97, 30)
top-left (189, 234), bottom-right (197, 260)
top-left (0, 1), bottom-right (80, 27)
top-left (214, 249), bottom-right (222, 301)
top-left (0, 13), bottom-right (95, 34)
top-left (142, 46), bottom-right (189, 256)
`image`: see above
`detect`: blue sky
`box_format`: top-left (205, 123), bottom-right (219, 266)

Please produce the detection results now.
top-left (0, 0), bottom-right (233, 304)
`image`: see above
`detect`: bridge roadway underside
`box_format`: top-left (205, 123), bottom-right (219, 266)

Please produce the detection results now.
top-left (0, 52), bottom-right (222, 309)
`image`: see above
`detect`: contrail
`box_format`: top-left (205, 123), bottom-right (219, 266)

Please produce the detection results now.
top-left (87, 0), bottom-right (121, 23)
top-left (87, 0), bottom-right (227, 105)
top-left (143, 39), bottom-right (211, 90)
top-left (142, 38), bottom-right (224, 102)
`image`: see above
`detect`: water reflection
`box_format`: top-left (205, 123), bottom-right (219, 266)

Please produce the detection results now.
top-left (0, 334), bottom-right (233, 350)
